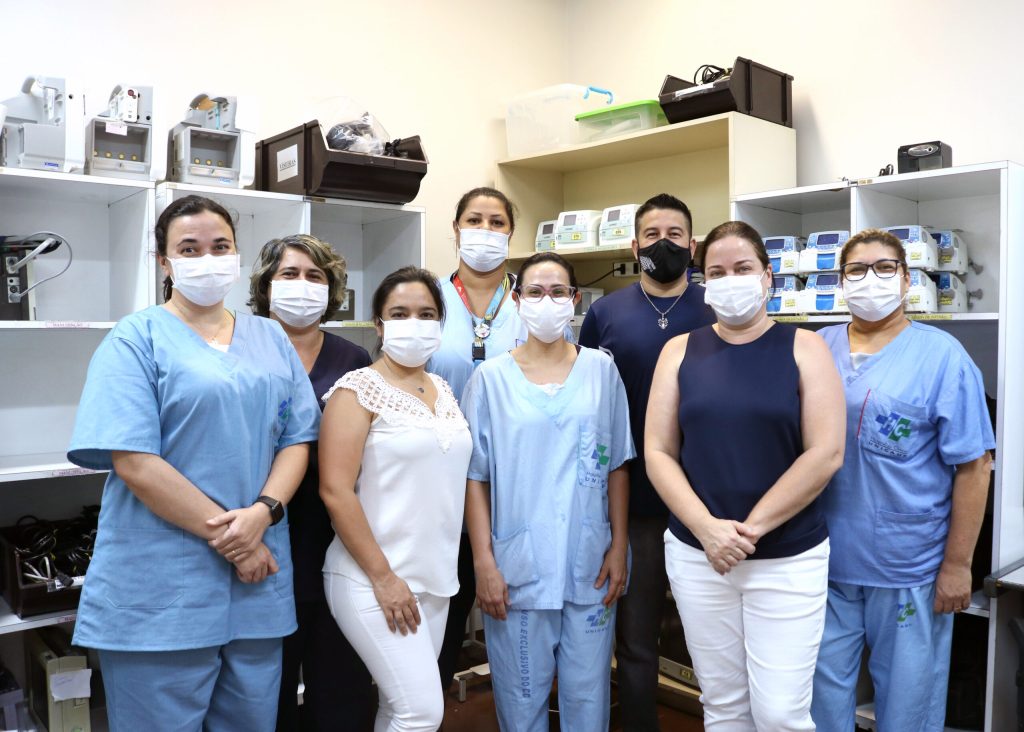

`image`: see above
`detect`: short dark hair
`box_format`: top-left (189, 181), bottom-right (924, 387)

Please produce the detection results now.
top-left (454, 187), bottom-right (517, 233)
top-left (839, 228), bottom-right (908, 278)
top-left (371, 266), bottom-right (446, 325)
top-left (634, 193), bottom-right (693, 238)
top-left (514, 252), bottom-right (578, 291)
top-left (155, 195), bottom-right (236, 302)
top-left (701, 221), bottom-right (769, 272)
top-left (249, 235), bottom-right (349, 323)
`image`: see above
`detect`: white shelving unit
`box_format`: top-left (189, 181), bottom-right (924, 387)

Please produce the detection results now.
top-left (733, 161), bottom-right (1024, 732)
top-left (0, 169), bottom-right (425, 650)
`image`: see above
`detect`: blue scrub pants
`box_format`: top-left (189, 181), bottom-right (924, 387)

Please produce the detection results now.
top-left (811, 581), bottom-right (953, 732)
top-left (484, 603), bottom-right (615, 732)
top-left (98, 637), bottom-right (282, 732)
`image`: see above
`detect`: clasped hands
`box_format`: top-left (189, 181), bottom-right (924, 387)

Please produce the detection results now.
top-left (206, 505), bottom-right (278, 584)
top-left (696, 517), bottom-right (760, 575)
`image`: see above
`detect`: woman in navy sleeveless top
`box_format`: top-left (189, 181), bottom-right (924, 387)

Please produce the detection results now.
top-left (646, 221), bottom-right (846, 731)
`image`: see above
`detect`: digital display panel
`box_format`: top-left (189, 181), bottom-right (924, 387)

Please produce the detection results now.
top-left (814, 274), bottom-right (839, 287)
top-left (764, 237), bottom-right (785, 251)
top-left (542, 223), bottom-right (554, 235)
top-left (608, 209), bottom-right (620, 222)
top-left (816, 233), bottom-right (840, 246)
top-left (889, 227), bottom-right (910, 240)
top-left (564, 214), bottom-right (576, 226)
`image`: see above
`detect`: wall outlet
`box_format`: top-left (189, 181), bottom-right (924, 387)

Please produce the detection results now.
top-left (613, 260), bottom-right (640, 277)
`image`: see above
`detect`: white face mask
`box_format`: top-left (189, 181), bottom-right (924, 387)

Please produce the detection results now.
top-left (270, 279), bottom-right (329, 328)
top-left (168, 254), bottom-right (240, 307)
top-left (380, 318), bottom-right (442, 367)
top-left (517, 296), bottom-right (575, 343)
top-left (842, 271), bottom-right (906, 322)
top-left (704, 271), bottom-right (769, 326)
top-left (458, 228), bottom-right (509, 273)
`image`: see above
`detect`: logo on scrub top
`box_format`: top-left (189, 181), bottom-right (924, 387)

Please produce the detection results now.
top-left (876, 412), bottom-right (913, 443)
top-left (591, 444), bottom-right (611, 469)
top-left (586, 606), bottom-right (613, 631)
top-left (277, 397), bottom-right (292, 427)
top-left (896, 600), bottom-right (917, 627)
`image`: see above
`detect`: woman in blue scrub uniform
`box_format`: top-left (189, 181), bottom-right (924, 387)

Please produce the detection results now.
top-left (463, 252), bottom-right (634, 732)
top-left (67, 195), bottom-right (320, 732)
top-left (248, 234), bottom-right (374, 732)
top-left (811, 228), bottom-right (994, 732)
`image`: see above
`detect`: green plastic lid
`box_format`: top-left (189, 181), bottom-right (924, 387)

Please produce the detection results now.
top-left (575, 100), bottom-right (667, 121)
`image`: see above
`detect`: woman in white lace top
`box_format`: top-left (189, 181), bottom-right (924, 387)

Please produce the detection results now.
top-left (319, 266), bottom-right (472, 732)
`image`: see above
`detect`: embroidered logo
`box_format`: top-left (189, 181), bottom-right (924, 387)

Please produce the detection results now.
top-left (277, 397), bottom-right (292, 427)
top-left (591, 444), bottom-right (611, 468)
top-left (876, 411), bottom-right (913, 443)
top-left (586, 606), bottom-right (613, 632)
top-left (638, 255), bottom-right (655, 273)
top-left (897, 600), bottom-right (917, 627)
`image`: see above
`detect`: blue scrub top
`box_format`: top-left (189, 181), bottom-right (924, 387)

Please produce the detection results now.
top-left (463, 347), bottom-right (635, 610)
top-left (819, 321), bottom-right (994, 588)
top-left (67, 306), bottom-right (320, 651)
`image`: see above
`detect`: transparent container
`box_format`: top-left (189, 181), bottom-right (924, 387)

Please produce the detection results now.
top-left (575, 100), bottom-right (667, 143)
top-left (505, 84), bottom-right (613, 158)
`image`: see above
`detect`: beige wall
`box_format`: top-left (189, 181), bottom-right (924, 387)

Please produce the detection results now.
top-left (565, 0), bottom-right (1024, 190)
top-left (0, 0), bottom-right (567, 275)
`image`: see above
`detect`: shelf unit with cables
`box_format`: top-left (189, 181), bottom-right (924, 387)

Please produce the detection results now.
top-left (732, 161), bottom-right (1024, 732)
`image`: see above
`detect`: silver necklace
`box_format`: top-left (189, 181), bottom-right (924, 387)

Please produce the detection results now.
top-left (639, 283), bottom-right (685, 330)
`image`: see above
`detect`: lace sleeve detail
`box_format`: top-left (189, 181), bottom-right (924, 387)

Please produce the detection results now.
top-left (321, 368), bottom-right (389, 412)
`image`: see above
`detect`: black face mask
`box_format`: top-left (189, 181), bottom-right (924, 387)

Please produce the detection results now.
top-left (636, 239), bottom-right (692, 284)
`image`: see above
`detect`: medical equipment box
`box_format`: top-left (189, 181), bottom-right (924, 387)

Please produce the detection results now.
top-left (802, 272), bottom-right (848, 314)
top-left (0, 76), bottom-right (86, 173)
top-left (26, 627), bottom-right (91, 732)
top-left (599, 204), bottom-right (639, 247)
top-left (256, 120), bottom-right (428, 204)
top-left (0, 522), bottom-right (82, 618)
top-left (658, 57), bottom-right (794, 128)
top-left (505, 84), bottom-right (612, 157)
top-left (764, 235), bottom-right (804, 275)
top-left (930, 230), bottom-right (969, 275)
top-left (906, 269), bottom-right (938, 313)
top-left (882, 225), bottom-right (938, 271)
top-left (535, 220), bottom-right (558, 252)
top-left (555, 210), bottom-right (602, 249)
top-left (934, 272), bottom-right (968, 313)
top-left (767, 275), bottom-right (803, 315)
top-left (798, 231), bottom-right (849, 274)
top-left (576, 287), bottom-right (604, 317)
top-left (86, 85), bottom-right (154, 180)
top-left (897, 141), bottom-right (951, 174)
top-left (575, 101), bottom-right (667, 143)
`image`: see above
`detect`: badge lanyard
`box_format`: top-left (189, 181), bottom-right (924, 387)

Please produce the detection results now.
top-left (452, 273), bottom-right (509, 363)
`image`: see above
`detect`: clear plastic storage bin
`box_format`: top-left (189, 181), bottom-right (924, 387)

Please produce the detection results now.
top-left (505, 84), bottom-right (613, 157)
top-left (575, 100), bottom-right (667, 143)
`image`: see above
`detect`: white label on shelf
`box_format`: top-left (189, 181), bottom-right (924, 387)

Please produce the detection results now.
top-left (49, 468), bottom-right (96, 478)
top-left (277, 145), bottom-right (299, 182)
top-left (50, 669), bottom-right (92, 701)
top-left (105, 120), bottom-right (128, 136)
top-left (44, 320), bottom-right (89, 329)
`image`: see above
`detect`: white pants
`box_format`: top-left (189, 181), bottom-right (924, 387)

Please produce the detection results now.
top-left (665, 532), bottom-right (829, 732)
top-left (325, 573), bottom-right (450, 732)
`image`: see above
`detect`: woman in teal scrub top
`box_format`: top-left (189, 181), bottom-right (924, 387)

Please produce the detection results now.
top-left (67, 195), bottom-right (320, 732)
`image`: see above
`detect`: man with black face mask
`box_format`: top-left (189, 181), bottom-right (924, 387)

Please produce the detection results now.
top-left (578, 192), bottom-right (715, 731)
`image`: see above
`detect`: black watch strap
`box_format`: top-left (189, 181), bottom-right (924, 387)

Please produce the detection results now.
top-left (254, 496), bottom-right (284, 525)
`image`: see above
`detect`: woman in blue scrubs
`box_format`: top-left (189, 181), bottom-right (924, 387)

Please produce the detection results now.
top-left (811, 229), bottom-right (994, 732)
top-left (248, 234), bottom-right (374, 731)
top-left (67, 195), bottom-right (320, 732)
top-left (463, 252), bottom-right (634, 732)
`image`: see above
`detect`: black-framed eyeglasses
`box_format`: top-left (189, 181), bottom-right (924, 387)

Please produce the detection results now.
top-left (516, 285), bottom-right (577, 303)
top-left (841, 259), bottom-right (904, 281)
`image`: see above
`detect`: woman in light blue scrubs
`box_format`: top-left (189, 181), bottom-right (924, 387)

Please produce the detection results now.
top-left (67, 195), bottom-right (320, 732)
top-left (463, 252), bottom-right (634, 732)
top-left (811, 228), bottom-right (994, 732)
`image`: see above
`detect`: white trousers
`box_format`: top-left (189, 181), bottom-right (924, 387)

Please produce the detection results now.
top-left (665, 532), bottom-right (829, 732)
top-left (325, 573), bottom-right (450, 732)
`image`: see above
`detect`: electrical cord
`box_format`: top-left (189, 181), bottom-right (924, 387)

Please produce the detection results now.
top-left (12, 506), bottom-right (98, 589)
top-left (581, 266), bottom-right (619, 288)
top-left (5, 231), bottom-right (73, 303)
top-left (693, 64), bottom-right (730, 85)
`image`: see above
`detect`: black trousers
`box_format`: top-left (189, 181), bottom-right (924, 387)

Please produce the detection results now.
top-left (277, 598), bottom-right (375, 731)
top-left (437, 533), bottom-right (477, 693)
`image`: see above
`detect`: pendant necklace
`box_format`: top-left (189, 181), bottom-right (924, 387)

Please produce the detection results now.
top-left (382, 357), bottom-right (426, 393)
top-left (638, 283), bottom-right (685, 330)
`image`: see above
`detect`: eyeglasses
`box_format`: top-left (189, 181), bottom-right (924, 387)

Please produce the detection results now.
top-left (517, 285), bottom-right (577, 303)
top-left (841, 259), bottom-right (903, 281)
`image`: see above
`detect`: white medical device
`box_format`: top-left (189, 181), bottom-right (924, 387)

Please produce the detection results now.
top-left (930, 230), bottom-right (969, 275)
top-left (167, 93), bottom-right (253, 187)
top-left (599, 204), bottom-right (639, 247)
top-left (882, 225), bottom-right (938, 271)
top-left (535, 220), bottom-right (558, 252)
top-left (798, 231), bottom-right (849, 274)
top-left (905, 269), bottom-right (938, 313)
top-left (933, 272), bottom-right (968, 313)
top-left (0, 76), bottom-right (85, 172)
top-left (802, 272), bottom-right (848, 314)
top-left (86, 85), bottom-right (154, 180)
top-left (767, 275), bottom-right (803, 315)
top-left (576, 287), bottom-right (604, 316)
top-left (555, 210), bottom-right (602, 249)
top-left (763, 235), bottom-right (804, 275)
